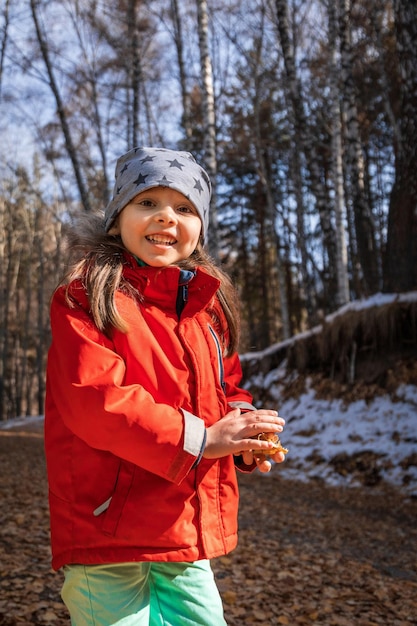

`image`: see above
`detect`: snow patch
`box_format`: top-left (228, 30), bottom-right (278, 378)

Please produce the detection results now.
top-left (248, 369), bottom-right (417, 497)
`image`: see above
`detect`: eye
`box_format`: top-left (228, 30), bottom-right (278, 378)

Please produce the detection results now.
top-left (138, 199), bottom-right (155, 207)
top-left (177, 205), bottom-right (195, 214)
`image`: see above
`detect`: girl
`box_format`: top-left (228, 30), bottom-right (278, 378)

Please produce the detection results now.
top-left (44, 147), bottom-right (286, 626)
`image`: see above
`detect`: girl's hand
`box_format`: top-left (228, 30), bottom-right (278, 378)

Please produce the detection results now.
top-left (203, 408), bottom-right (285, 461)
top-left (241, 449), bottom-right (287, 473)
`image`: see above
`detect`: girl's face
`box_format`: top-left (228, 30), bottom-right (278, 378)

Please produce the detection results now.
top-left (111, 187), bottom-right (202, 267)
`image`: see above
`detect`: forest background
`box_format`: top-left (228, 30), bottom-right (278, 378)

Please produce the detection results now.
top-left (0, 0), bottom-right (416, 422)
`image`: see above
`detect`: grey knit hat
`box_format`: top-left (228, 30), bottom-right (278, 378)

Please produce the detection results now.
top-left (104, 147), bottom-right (212, 239)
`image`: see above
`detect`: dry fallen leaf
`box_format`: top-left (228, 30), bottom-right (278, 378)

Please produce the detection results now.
top-left (1, 425), bottom-right (417, 626)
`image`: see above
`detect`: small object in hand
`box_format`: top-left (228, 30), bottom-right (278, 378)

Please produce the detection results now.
top-left (254, 432), bottom-right (289, 458)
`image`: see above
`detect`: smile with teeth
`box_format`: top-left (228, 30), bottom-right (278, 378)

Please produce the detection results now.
top-left (146, 235), bottom-right (177, 246)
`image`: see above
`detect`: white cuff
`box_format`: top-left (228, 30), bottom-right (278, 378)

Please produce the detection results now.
top-left (181, 409), bottom-right (206, 457)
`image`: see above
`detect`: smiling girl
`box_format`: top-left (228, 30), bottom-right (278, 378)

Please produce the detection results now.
top-left (44, 147), bottom-right (286, 626)
top-left (109, 187), bottom-right (202, 267)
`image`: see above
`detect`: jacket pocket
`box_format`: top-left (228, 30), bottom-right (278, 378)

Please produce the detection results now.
top-left (93, 462), bottom-right (135, 536)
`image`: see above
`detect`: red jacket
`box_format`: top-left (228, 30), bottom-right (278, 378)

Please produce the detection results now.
top-left (44, 261), bottom-right (254, 570)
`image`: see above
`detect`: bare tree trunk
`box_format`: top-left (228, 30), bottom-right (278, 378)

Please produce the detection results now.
top-left (253, 97), bottom-right (291, 338)
top-left (239, 222), bottom-right (257, 349)
top-left (0, 0), bottom-right (10, 101)
top-left (127, 0), bottom-right (141, 147)
top-left (196, 0), bottom-right (219, 257)
top-left (371, 3), bottom-right (400, 147)
top-left (328, 0), bottom-right (350, 307)
top-left (171, 0), bottom-right (192, 142)
top-left (67, 2), bottom-right (110, 204)
top-left (274, 0), bottom-right (316, 324)
top-left (17, 209), bottom-right (34, 417)
top-left (35, 212), bottom-right (47, 416)
top-left (30, 0), bottom-right (91, 212)
top-left (0, 198), bottom-right (7, 420)
top-left (339, 0), bottom-right (379, 295)
top-left (257, 161), bottom-right (291, 340)
top-left (384, 0), bottom-right (417, 292)
top-left (243, 4), bottom-right (290, 340)
top-left (0, 217), bottom-right (20, 420)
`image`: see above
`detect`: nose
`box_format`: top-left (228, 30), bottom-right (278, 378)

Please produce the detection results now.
top-left (155, 204), bottom-right (177, 224)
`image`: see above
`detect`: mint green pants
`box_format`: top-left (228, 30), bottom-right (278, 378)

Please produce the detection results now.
top-left (61, 560), bottom-right (227, 625)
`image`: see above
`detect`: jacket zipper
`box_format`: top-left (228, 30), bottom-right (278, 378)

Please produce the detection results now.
top-left (176, 270), bottom-right (194, 317)
top-left (208, 325), bottom-right (226, 393)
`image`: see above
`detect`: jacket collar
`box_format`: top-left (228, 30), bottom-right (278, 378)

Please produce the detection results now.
top-left (122, 253), bottom-right (220, 316)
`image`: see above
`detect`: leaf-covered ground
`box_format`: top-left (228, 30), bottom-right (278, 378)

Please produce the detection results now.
top-left (1, 426), bottom-right (416, 625)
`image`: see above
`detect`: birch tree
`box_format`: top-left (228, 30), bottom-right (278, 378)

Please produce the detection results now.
top-left (327, 0), bottom-right (350, 306)
top-left (196, 0), bottom-right (219, 256)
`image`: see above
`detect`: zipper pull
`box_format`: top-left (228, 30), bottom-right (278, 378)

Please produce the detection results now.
top-left (93, 496), bottom-right (112, 516)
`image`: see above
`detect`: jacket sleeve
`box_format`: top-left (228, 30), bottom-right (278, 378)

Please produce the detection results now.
top-left (223, 351), bottom-right (256, 411)
top-left (46, 287), bottom-right (205, 485)
top-left (222, 351), bottom-right (258, 473)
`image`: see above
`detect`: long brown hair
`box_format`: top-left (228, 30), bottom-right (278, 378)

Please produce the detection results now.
top-left (59, 212), bottom-right (241, 356)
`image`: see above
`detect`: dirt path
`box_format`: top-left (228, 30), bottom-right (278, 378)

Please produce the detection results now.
top-left (1, 429), bottom-right (416, 625)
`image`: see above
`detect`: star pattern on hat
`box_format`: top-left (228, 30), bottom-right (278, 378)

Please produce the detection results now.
top-left (140, 155), bottom-right (155, 164)
top-left (167, 158), bottom-right (185, 170)
top-left (157, 175), bottom-right (173, 186)
top-left (105, 148), bottom-right (211, 236)
top-left (193, 178), bottom-right (204, 194)
top-left (133, 173), bottom-right (148, 186)
top-left (200, 169), bottom-right (211, 190)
